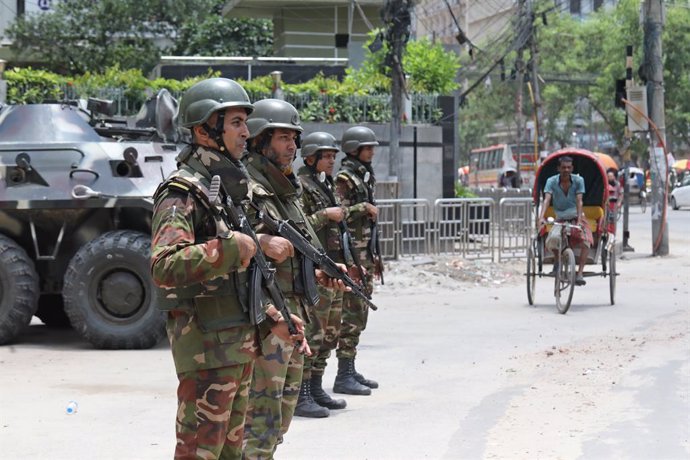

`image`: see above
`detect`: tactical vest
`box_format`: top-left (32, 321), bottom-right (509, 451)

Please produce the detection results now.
top-left (244, 152), bottom-right (321, 303)
top-left (152, 151), bottom-right (251, 331)
top-left (336, 156), bottom-right (376, 248)
top-left (297, 166), bottom-right (346, 262)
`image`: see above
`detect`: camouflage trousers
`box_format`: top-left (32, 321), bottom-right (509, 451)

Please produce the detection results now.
top-left (174, 363), bottom-right (254, 460)
top-left (336, 272), bottom-right (374, 359)
top-left (303, 287), bottom-right (343, 380)
top-left (244, 298), bottom-right (304, 460)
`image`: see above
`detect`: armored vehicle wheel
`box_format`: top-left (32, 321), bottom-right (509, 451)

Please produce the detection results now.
top-left (0, 234), bottom-right (39, 344)
top-left (63, 230), bottom-right (165, 349)
top-left (35, 295), bottom-right (72, 328)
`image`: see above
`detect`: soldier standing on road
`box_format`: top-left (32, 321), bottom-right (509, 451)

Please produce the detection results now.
top-left (241, 99), bottom-right (349, 458)
top-left (333, 126), bottom-right (383, 396)
top-left (150, 79), bottom-right (303, 460)
top-left (294, 132), bottom-right (357, 418)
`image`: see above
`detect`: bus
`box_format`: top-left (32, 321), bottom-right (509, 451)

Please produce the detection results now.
top-left (468, 143), bottom-right (538, 188)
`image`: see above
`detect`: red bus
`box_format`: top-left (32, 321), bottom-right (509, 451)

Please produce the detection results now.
top-left (468, 143), bottom-right (538, 188)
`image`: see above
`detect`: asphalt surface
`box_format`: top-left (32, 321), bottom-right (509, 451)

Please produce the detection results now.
top-left (0, 205), bottom-right (688, 460)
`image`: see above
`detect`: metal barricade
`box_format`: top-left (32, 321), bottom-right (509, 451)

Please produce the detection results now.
top-left (497, 198), bottom-right (534, 262)
top-left (377, 199), bottom-right (431, 259)
top-left (434, 198), bottom-right (495, 260)
top-left (358, 196), bottom-right (532, 263)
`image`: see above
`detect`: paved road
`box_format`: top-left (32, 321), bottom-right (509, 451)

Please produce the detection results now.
top-left (0, 208), bottom-right (688, 460)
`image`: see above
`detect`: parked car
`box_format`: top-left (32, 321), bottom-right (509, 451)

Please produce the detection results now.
top-left (670, 174), bottom-right (690, 210)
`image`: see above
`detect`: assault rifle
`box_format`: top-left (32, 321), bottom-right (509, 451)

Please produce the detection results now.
top-left (253, 208), bottom-right (378, 311)
top-left (339, 221), bottom-right (367, 291)
top-left (207, 175), bottom-right (298, 335)
top-left (365, 188), bottom-right (385, 285)
top-left (317, 173), bottom-right (367, 291)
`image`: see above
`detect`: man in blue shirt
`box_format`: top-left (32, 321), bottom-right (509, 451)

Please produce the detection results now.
top-left (537, 156), bottom-right (593, 286)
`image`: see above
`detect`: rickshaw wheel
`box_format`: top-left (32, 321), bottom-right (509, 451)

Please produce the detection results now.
top-left (526, 244), bottom-right (537, 305)
top-left (609, 248), bottom-right (616, 305)
top-left (555, 248), bottom-right (576, 314)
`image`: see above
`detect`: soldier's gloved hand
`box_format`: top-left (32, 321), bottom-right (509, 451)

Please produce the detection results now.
top-left (315, 266), bottom-right (351, 292)
top-left (324, 206), bottom-right (345, 222)
top-left (365, 203), bottom-right (378, 221)
top-left (233, 232), bottom-right (257, 268)
top-left (257, 234), bottom-right (295, 263)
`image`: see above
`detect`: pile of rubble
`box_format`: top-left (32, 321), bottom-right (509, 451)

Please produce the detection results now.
top-left (379, 255), bottom-right (525, 293)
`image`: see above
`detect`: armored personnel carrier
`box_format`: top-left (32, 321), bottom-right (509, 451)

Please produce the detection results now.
top-left (0, 90), bottom-right (181, 349)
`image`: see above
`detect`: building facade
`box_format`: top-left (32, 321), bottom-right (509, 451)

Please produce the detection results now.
top-left (222, 0), bottom-right (383, 63)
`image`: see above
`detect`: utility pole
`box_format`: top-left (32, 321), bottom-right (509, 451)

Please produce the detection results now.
top-left (622, 45), bottom-right (634, 252)
top-left (529, 5), bottom-right (543, 164)
top-left (643, 0), bottom-right (669, 255)
top-left (515, 48), bottom-right (525, 186)
top-left (382, 0), bottom-right (411, 187)
top-left (514, 0), bottom-right (528, 187)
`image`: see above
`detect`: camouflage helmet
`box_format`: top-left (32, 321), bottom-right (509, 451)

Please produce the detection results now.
top-left (341, 126), bottom-right (379, 154)
top-left (246, 99), bottom-right (303, 139)
top-left (178, 78), bottom-right (253, 128)
top-left (300, 132), bottom-right (338, 158)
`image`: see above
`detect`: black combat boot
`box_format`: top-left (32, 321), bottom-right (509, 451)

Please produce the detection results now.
top-left (311, 374), bottom-right (347, 409)
top-left (352, 358), bottom-right (379, 389)
top-left (294, 378), bottom-right (330, 418)
top-left (333, 358), bottom-right (371, 395)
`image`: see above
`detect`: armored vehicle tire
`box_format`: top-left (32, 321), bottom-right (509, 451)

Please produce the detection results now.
top-left (63, 230), bottom-right (165, 349)
top-left (0, 234), bottom-right (40, 345)
top-left (35, 295), bottom-right (72, 328)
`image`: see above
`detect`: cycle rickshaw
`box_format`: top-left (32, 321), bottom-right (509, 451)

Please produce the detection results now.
top-left (526, 148), bottom-right (618, 313)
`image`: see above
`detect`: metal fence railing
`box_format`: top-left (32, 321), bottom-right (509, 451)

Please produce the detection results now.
top-left (15, 84), bottom-right (441, 123)
top-left (378, 199), bottom-right (431, 259)
top-left (497, 198), bottom-right (534, 262)
top-left (375, 197), bottom-right (534, 262)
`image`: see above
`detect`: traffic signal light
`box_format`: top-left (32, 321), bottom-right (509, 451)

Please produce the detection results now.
top-left (614, 79), bottom-right (626, 109)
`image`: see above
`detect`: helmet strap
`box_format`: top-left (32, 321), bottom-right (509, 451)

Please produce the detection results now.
top-left (306, 151), bottom-right (322, 174)
top-left (201, 110), bottom-right (229, 153)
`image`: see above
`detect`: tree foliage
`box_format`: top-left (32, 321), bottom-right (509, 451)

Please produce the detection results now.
top-left (5, 0), bottom-right (273, 74)
top-left (344, 30), bottom-right (460, 95)
top-left (173, 15), bottom-right (273, 57)
top-left (458, 0), bottom-right (690, 161)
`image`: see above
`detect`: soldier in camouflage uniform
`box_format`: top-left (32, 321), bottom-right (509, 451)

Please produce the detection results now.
top-left (333, 126), bottom-right (383, 396)
top-left (294, 132), bottom-right (359, 418)
top-left (150, 78), bottom-right (303, 460)
top-left (242, 100), bottom-right (348, 459)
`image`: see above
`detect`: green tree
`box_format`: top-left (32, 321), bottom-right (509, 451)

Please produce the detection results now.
top-left (5, 0), bottom-right (272, 74)
top-left (663, 4), bottom-right (690, 148)
top-left (173, 16), bottom-right (272, 57)
top-left (344, 30), bottom-right (460, 95)
top-left (458, 0), bottom-right (690, 158)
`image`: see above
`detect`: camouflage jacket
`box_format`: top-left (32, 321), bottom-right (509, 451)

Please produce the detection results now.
top-left (243, 152), bottom-right (322, 316)
top-left (335, 156), bottom-right (376, 268)
top-left (297, 165), bottom-right (355, 265)
top-left (151, 145), bottom-right (259, 373)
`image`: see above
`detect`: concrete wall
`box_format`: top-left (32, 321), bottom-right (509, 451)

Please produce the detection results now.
top-left (295, 122), bottom-right (445, 202)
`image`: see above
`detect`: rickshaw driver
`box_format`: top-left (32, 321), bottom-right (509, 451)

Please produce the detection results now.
top-left (537, 156), bottom-right (593, 286)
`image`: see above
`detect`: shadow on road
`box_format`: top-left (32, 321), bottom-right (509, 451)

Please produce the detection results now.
top-left (4, 320), bottom-right (169, 352)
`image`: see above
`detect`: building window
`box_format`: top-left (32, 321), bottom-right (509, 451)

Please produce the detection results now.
top-left (570, 0), bottom-right (581, 15)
